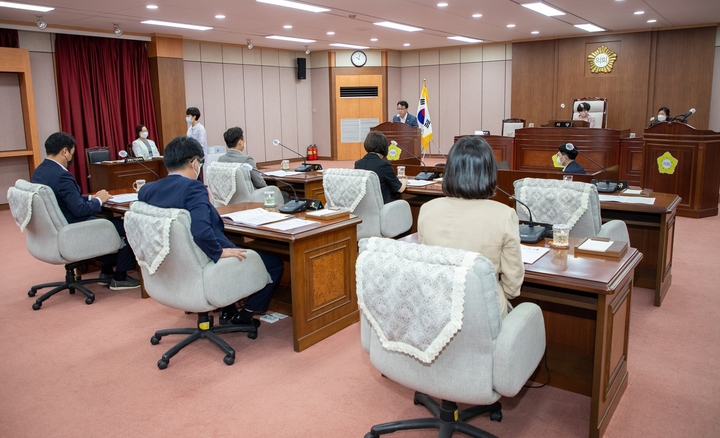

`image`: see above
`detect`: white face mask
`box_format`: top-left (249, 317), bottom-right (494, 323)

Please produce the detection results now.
top-left (657, 114), bottom-right (666, 122)
top-left (186, 116), bottom-right (192, 124)
top-left (140, 131), bottom-right (148, 139)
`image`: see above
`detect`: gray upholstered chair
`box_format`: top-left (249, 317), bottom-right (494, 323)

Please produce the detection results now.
top-left (323, 168), bottom-right (412, 239)
top-left (7, 179), bottom-right (124, 310)
top-left (205, 161), bottom-right (283, 207)
top-left (124, 201), bottom-right (271, 369)
top-left (513, 178), bottom-right (630, 242)
top-left (357, 237), bottom-right (546, 438)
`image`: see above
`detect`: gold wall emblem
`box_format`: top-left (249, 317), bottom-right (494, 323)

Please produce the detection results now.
top-left (587, 45), bottom-right (617, 74)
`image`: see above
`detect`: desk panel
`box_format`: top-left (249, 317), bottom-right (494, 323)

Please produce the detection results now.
top-left (89, 158), bottom-right (166, 192)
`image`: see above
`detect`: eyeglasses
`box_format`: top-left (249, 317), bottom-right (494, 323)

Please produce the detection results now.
top-left (194, 157), bottom-right (205, 165)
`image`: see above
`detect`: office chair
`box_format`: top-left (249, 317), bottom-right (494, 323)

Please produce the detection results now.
top-left (205, 161), bottom-right (283, 207)
top-left (7, 180), bottom-right (124, 309)
top-left (501, 118), bottom-right (526, 137)
top-left (85, 147), bottom-right (111, 164)
top-left (323, 169), bottom-right (412, 239)
top-left (572, 97), bottom-right (607, 128)
top-left (513, 178), bottom-right (630, 242)
top-left (358, 237), bottom-right (546, 438)
top-left (123, 201), bottom-right (271, 369)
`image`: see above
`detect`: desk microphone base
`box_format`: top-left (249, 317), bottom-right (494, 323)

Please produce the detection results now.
top-left (519, 225), bottom-right (546, 244)
top-left (279, 200), bottom-right (308, 214)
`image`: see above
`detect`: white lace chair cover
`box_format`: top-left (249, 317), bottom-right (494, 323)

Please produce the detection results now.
top-left (516, 178), bottom-right (592, 228)
top-left (125, 202), bottom-right (180, 275)
top-left (206, 162), bottom-right (245, 206)
top-left (357, 237), bottom-right (478, 364)
top-left (323, 168), bottom-right (369, 212)
top-left (7, 183), bottom-right (37, 231)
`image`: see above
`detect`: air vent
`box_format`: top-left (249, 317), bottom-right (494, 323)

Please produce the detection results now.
top-left (340, 86), bottom-right (379, 98)
top-left (341, 118), bottom-right (379, 143)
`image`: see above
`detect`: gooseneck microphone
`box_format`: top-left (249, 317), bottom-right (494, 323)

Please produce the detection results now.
top-left (390, 141), bottom-right (435, 181)
top-left (496, 186), bottom-right (546, 244)
top-left (118, 150), bottom-right (159, 178)
top-left (648, 116), bottom-right (656, 128)
top-left (563, 143), bottom-right (618, 193)
top-left (272, 139), bottom-right (321, 172)
top-left (543, 103), bottom-right (565, 127)
top-left (267, 177), bottom-right (307, 214)
top-left (678, 108), bottom-right (696, 123)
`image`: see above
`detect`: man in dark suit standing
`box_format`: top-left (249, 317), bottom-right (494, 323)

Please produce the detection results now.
top-left (391, 100), bottom-right (419, 127)
top-left (31, 132), bottom-right (140, 290)
top-left (138, 136), bottom-right (283, 326)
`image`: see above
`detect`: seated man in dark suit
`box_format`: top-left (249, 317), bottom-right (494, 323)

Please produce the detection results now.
top-left (138, 136), bottom-right (284, 325)
top-left (391, 100), bottom-right (419, 127)
top-left (557, 143), bottom-right (586, 174)
top-left (31, 132), bottom-right (140, 290)
top-left (354, 131), bottom-right (407, 204)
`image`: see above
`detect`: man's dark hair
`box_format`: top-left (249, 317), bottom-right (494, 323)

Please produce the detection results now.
top-left (135, 124), bottom-right (146, 136)
top-left (163, 136), bottom-right (204, 172)
top-left (363, 131), bottom-right (389, 156)
top-left (397, 100), bottom-right (409, 109)
top-left (223, 127), bottom-right (244, 148)
top-left (186, 107), bottom-right (201, 120)
top-left (45, 132), bottom-right (76, 156)
top-left (442, 136), bottom-right (497, 200)
top-left (558, 143), bottom-right (579, 160)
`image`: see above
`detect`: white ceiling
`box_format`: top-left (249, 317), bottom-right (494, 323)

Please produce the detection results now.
top-left (1, 0), bottom-right (718, 51)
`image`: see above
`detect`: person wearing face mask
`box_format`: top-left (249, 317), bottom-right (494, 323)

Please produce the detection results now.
top-left (218, 126), bottom-right (267, 190)
top-left (557, 143), bottom-right (586, 174)
top-left (138, 136), bottom-right (284, 327)
top-left (131, 124), bottom-right (160, 159)
top-left (31, 132), bottom-right (140, 290)
top-left (656, 107), bottom-right (670, 123)
top-left (185, 107), bottom-right (207, 156)
top-left (573, 102), bottom-right (595, 128)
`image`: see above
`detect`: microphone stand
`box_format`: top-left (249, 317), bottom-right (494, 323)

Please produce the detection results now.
top-left (270, 178), bottom-right (308, 213)
top-left (118, 151), bottom-right (160, 179)
top-left (574, 150), bottom-right (618, 193)
top-left (273, 140), bottom-right (322, 172)
top-left (496, 186), bottom-right (546, 243)
top-left (392, 142), bottom-right (435, 180)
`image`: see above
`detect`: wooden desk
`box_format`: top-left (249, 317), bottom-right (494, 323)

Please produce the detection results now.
top-left (263, 171), bottom-right (326, 206)
top-left (217, 203), bottom-right (361, 352)
top-left (88, 158), bottom-right (166, 192)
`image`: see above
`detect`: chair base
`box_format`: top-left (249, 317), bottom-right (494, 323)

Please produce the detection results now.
top-left (365, 392), bottom-right (502, 438)
top-left (150, 312), bottom-right (259, 369)
top-left (28, 261), bottom-right (98, 310)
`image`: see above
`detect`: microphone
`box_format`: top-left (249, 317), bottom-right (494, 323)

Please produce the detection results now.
top-left (648, 116), bottom-right (656, 128)
top-left (273, 139), bottom-right (322, 172)
top-left (390, 141), bottom-right (435, 181)
top-left (678, 108), bottom-right (696, 123)
top-left (563, 143), bottom-right (618, 193)
top-left (496, 186), bottom-right (546, 244)
top-left (118, 150), bottom-right (160, 178)
top-left (543, 103), bottom-right (565, 127)
top-left (267, 177), bottom-right (308, 214)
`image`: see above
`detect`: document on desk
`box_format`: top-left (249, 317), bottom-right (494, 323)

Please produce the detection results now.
top-left (263, 170), bottom-right (301, 177)
top-left (263, 218), bottom-right (318, 231)
top-left (521, 245), bottom-right (550, 264)
top-left (222, 208), bottom-right (291, 226)
top-left (599, 194), bottom-right (656, 205)
top-left (406, 179), bottom-right (436, 187)
top-left (106, 193), bottom-right (138, 203)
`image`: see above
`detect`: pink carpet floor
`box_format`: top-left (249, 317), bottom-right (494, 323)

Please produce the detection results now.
top-left (1, 203), bottom-right (719, 437)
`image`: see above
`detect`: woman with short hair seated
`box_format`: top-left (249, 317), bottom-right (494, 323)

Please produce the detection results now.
top-left (573, 102), bottom-right (595, 128)
top-left (131, 124), bottom-right (160, 159)
top-left (354, 131), bottom-right (406, 204)
top-left (417, 136), bottom-right (524, 317)
top-left (557, 143), bottom-right (586, 174)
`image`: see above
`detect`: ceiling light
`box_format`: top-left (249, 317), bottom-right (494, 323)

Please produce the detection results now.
top-left (531, 31), bottom-right (539, 34)
top-left (35, 15), bottom-right (46, 30)
top-left (113, 23), bottom-right (123, 37)
top-left (647, 19), bottom-right (657, 23)
top-left (370, 38), bottom-right (378, 42)
top-left (256, 0), bottom-right (330, 13)
top-left (284, 25), bottom-right (292, 29)
top-left (472, 14), bottom-right (482, 18)
top-left (634, 11), bottom-right (644, 15)
top-left (247, 39), bottom-right (253, 49)
top-left (575, 24), bottom-right (605, 32)
top-left (448, 36), bottom-right (483, 43)
top-left (507, 24), bottom-right (516, 28)
top-left (0, 1), bottom-right (54, 12)
top-left (374, 21), bottom-right (423, 32)
top-left (141, 20), bottom-right (212, 31)
top-left (215, 15), bottom-right (225, 19)
top-left (266, 35), bottom-right (316, 43)
top-left (305, 45), bottom-right (310, 55)
top-left (329, 43), bottom-right (369, 49)
top-left (146, 5), bottom-right (158, 9)
top-left (522, 3), bottom-right (565, 17)
top-left (403, 43), bottom-right (410, 47)
top-left (327, 31), bottom-right (335, 35)
top-left (437, 2), bottom-right (448, 6)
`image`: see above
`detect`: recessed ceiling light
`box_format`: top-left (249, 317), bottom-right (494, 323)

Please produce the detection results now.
top-left (647, 19), bottom-right (657, 23)
top-left (531, 31), bottom-right (540, 34)
top-left (329, 43), bottom-right (369, 49)
top-left (374, 21), bottom-right (423, 32)
top-left (284, 25), bottom-right (293, 29)
top-left (266, 35), bottom-right (316, 43)
top-left (521, 3), bottom-right (565, 17)
top-left (327, 31), bottom-right (335, 35)
top-left (0, 1), bottom-right (54, 12)
top-left (472, 14), bottom-right (482, 18)
top-left (403, 43), bottom-right (410, 46)
top-left (256, 0), bottom-right (330, 13)
top-left (370, 38), bottom-right (378, 42)
top-left (575, 24), bottom-right (605, 32)
top-left (215, 15), bottom-right (225, 19)
top-left (141, 20), bottom-right (212, 31)
top-left (146, 5), bottom-right (158, 9)
top-left (448, 36), bottom-right (483, 43)
top-left (507, 24), bottom-right (516, 28)
top-left (634, 11), bottom-right (644, 15)
top-left (437, 2), bottom-right (448, 7)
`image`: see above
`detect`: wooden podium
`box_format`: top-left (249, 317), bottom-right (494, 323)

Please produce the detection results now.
top-left (88, 158), bottom-right (166, 192)
top-left (642, 122), bottom-right (720, 218)
top-left (370, 122), bottom-right (421, 159)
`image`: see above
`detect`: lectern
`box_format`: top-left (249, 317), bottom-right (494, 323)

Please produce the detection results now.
top-left (370, 122), bottom-right (421, 159)
top-left (642, 122), bottom-right (720, 218)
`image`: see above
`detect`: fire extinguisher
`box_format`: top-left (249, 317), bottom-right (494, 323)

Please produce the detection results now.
top-left (307, 144), bottom-right (318, 161)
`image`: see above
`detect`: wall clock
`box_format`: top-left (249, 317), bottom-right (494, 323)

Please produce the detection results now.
top-left (351, 51), bottom-right (367, 67)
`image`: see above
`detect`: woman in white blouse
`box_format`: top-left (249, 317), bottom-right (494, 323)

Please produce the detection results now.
top-left (131, 124), bottom-right (160, 159)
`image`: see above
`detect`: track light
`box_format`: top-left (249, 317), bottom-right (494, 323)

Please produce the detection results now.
top-left (36, 16), bottom-right (47, 30)
top-left (304, 45), bottom-right (310, 55)
top-left (113, 24), bottom-right (123, 37)
top-left (247, 39), bottom-right (253, 49)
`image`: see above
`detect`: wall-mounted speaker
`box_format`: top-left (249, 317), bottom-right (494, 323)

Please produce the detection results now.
top-left (297, 58), bottom-right (306, 80)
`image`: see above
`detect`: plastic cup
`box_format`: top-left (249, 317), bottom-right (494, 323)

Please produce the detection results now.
top-left (552, 224), bottom-right (570, 248)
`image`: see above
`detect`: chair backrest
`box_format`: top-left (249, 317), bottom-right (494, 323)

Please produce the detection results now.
top-left (206, 162), bottom-right (255, 206)
top-left (502, 118), bottom-right (525, 137)
top-left (86, 147), bottom-right (111, 164)
top-left (323, 168), bottom-right (384, 239)
top-left (513, 178), bottom-right (602, 238)
top-left (358, 237), bottom-right (502, 404)
top-left (573, 97), bottom-right (607, 128)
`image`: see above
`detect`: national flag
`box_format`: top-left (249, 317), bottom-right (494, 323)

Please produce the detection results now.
top-left (417, 84), bottom-right (433, 151)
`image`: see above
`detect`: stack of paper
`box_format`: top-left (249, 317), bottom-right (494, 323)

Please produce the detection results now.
top-left (263, 170), bottom-right (301, 177)
top-left (407, 180), bottom-right (436, 187)
top-left (106, 193), bottom-right (138, 203)
top-left (222, 208), bottom-right (291, 226)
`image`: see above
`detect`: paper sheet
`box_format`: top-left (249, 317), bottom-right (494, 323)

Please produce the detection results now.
top-left (222, 208), bottom-right (291, 226)
top-left (259, 312), bottom-right (288, 323)
top-left (406, 179), bottom-right (437, 187)
top-left (263, 218), bottom-right (318, 231)
top-left (521, 245), bottom-right (550, 264)
top-left (622, 189), bottom-right (643, 195)
top-left (106, 193), bottom-right (138, 203)
top-left (599, 195), bottom-right (655, 205)
top-left (263, 170), bottom-right (301, 177)
top-left (578, 239), bottom-right (613, 252)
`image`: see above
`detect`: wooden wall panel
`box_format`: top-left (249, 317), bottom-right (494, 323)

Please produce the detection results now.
top-left (334, 73), bottom-right (384, 160)
top-left (28, 52), bottom-right (59, 153)
top-left (296, 69), bottom-right (314, 156)
top-left (482, 61), bottom-right (508, 137)
top-left (387, 67), bottom-right (401, 122)
top-left (222, 64), bottom-right (247, 135)
top-left (511, 40), bottom-right (557, 130)
top-left (243, 65), bottom-right (266, 162)
top-left (399, 66), bottom-right (420, 112)
top-left (438, 64), bottom-right (460, 154)
top-left (279, 67), bottom-right (300, 157)
top-left (0, 73), bottom-right (26, 151)
top-left (459, 63), bottom-right (483, 135)
top-left (182, 61), bottom-right (203, 120)
top-left (262, 66), bottom-right (283, 162)
top-left (310, 67), bottom-right (331, 157)
top-left (200, 62), bottom-right (226, 147)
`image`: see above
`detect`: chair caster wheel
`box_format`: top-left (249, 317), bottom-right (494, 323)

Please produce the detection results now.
top-left (150, 336), bottom-right (161, 345)
top-left (157, 359), bottom-right (168, 370)
top-left (69, 289), bottom-right (75, 294)
top-left (28, 290), bottom-right (36, 297)
top-left (85, 297), bottom-right (94, 305)
top-left (247, 331), bottom-right (258, 340)
top-left (223, 355), bottom-right (234, 366)
top-left (32, 302), bottom-right (41, 310)
top-left (490, 411), bottom-right (502, 422)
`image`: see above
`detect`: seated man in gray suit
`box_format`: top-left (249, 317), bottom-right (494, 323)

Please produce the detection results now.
top-left (391, 100), bottom-right (419, 127)
top-left (218, 127), bottom-right (267, 190)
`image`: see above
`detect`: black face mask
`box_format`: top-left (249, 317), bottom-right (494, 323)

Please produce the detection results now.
top-left (65, 150), bottom-right (74, 168)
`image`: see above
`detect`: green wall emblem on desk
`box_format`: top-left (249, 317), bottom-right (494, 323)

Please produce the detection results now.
top-left (587, 45), bottom-right (617, 74)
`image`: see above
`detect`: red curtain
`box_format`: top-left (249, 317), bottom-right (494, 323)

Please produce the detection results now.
top-left (0, 29), bottom-right (19, 48)
top-left (54, 34), bottom-right (158, 192)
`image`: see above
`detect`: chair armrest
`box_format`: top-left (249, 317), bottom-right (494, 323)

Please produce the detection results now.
top-left (360, 311), bottom-right (371, 353)
top-left (598, 220), bottom-right (630, 243)
top-left (203, 250), bottom-right (271, 308)
top-left (492, 302), bottom-right (546, 396)
top-left (379, 199), bottom-right (412, 238)
top-left (249, 185), bottom-right (283, 204)
top-left (58, 219), bottom-right (123, 261)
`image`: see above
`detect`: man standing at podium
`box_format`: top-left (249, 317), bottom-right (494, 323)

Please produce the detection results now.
top-left (391, 100), bottom-right (419, 128)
